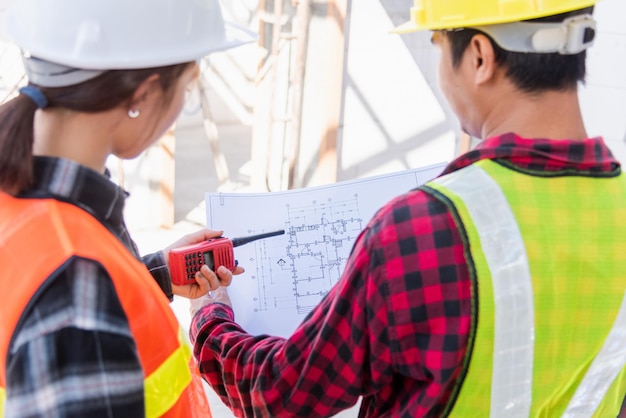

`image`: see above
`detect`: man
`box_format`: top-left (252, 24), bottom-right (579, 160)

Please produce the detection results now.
top-left (190, 1), bottom-right (626, 416)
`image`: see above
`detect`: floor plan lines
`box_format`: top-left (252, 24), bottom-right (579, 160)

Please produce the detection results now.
top-left (248, 196), bottom-right (364, 315)
top-left (285, 196), bottom-right (363, 314)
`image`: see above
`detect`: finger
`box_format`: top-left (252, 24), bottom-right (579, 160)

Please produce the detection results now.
top-left (200, 264), bottom-right (221, 290)
top-left (215, 265), bottom-right (234, 287)
top-left (193, 270), bottom-right (211, 295)
top-left (232, 265), bottom-right (245, 275)
top-left (198, 228), bottom-right (223, 241)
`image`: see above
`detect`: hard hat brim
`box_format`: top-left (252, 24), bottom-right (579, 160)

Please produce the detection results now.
top-left (222, 21), bottom-right (259, 53)
top-left (390, 20), bottom-right (425, 34)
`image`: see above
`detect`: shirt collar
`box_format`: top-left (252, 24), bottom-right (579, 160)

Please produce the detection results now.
top-left (30, 156), bottom-right (128, 227)
top-left (442, 132), bottom-right (621, 176)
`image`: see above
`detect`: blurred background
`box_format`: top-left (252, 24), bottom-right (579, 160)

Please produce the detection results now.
top-left (1, 0), bottom-right (625, 416)
top-left (2, 0), bottom-right (625, 230)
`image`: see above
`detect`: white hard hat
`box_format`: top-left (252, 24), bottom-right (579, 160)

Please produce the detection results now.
top-left (4, 0), bottom-right (257, 70)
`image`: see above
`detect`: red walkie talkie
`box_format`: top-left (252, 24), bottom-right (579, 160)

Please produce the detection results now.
top-left (168, 229), bottom-right (285, 286)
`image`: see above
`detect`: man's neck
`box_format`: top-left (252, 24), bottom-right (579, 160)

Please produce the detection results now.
top-left (481, 87), bottom-right (588, 141)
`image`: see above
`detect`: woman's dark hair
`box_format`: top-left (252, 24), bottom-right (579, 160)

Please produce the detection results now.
top-left (0, 61), bottom-right (193, 195)
top-left (444, 7), bottom-right (594, 93)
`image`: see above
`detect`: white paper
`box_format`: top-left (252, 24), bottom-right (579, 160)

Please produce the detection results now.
top-left (204, 162), bottom-right (446, 337)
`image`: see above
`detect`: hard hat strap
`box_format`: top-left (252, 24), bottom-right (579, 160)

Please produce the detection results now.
top-left (22, 55), bottom-right (106, 88)
top-left (472, 14), bottom-right (596, 55)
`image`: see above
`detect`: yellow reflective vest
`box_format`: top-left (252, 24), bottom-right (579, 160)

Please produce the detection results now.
top-left (426, 159), bottom-right (626, 417)
top-left (0, 193), bottom-right (211, 417)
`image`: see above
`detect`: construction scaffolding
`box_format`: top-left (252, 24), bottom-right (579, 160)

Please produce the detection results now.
top-left (251, 0), bottom-right (349, 192)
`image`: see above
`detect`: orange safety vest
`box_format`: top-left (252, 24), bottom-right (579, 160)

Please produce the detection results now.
top-left (0, 193), bottom-right (212, 417)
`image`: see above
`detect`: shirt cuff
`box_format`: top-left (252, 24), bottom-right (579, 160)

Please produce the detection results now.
top-left (142, 251), bottom-right (173, 302)
top-left (189, 303), bottom-right (235, 343)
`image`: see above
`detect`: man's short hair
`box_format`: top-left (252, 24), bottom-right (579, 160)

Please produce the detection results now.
top-left (444, 7), bottom-right (594, 93)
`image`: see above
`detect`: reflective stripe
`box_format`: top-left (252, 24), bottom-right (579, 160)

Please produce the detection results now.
top-left (0, 342), bottom-right (194, 418)
top-left (563, 291), bottom-right (626, 417)
top-left (144, 329), bottom-right (193, 418)
top-left (434, 165), bottom-right (534, 417)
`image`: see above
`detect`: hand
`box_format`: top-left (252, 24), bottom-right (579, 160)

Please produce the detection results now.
top-left (161, 228), bottom-right (224, 266)
top-left (172, 264), bottom-right (244, 299)
top-left (190, 285), bottom-right (232, 318)
top-left (162, 228), bottom-right (245, 298)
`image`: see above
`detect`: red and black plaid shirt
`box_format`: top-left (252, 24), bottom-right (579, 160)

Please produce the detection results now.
top-left (190, 132), bottom-right (620, 417)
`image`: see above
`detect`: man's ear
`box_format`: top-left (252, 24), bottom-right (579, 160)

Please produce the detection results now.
top-left (128, 74), bottom-right (161, 110)
top-left (467, 33), bottom-right (497, 86)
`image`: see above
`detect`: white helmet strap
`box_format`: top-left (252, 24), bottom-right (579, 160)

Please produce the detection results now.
top-left (472, 14), bottom-right (597, 55)
top-left (22, 55), bottom-right (105, 88)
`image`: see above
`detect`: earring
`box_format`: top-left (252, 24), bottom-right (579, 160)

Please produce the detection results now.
top-left (128, 109), bottom-right (140, 119)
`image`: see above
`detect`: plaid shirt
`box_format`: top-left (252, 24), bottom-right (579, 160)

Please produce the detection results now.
top-left (190, 132), bottom-right (622, 417)
top-left (5, 157), bottom-right (173, 417)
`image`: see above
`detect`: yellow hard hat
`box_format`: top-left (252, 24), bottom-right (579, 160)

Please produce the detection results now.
top-left (394, 0), bottom-right (597, 33)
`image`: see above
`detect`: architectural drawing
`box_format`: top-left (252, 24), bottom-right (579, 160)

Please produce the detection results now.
top-left (205, 162), bottom-right (446, 337)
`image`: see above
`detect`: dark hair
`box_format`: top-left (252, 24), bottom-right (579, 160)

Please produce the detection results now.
top-left (0, 62), bottom-right (193, 195)
top-left (444, 7), bottom-right (594, 93)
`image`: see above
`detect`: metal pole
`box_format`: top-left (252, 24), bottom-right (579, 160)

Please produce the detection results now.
top-left (286, 0), bottom-right (311, 189)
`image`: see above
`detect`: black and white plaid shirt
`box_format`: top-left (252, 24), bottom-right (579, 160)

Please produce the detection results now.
top-left (5, 156), bottom-right (173, 417)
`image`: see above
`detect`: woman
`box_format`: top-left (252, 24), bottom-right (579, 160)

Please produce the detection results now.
top-left (0, 0), bottom-right (252, 416)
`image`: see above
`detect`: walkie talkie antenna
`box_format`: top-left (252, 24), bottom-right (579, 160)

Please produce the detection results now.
top-left (231, 229), bottom-right (285, 247)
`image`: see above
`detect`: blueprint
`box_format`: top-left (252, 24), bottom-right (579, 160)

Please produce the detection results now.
top-left (204, 162), bottom-right (446, 337)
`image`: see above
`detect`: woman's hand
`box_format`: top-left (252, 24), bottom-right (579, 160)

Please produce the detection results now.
top-left (161, 228), bottom-right (224, 266)
top-left (162, 228), bottom-right (245, 298)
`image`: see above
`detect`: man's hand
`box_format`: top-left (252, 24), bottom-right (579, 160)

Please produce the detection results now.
top-left (173, 264), bottom-right (244, 299)
top-left (190, 285), bottom-right (232, 318)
